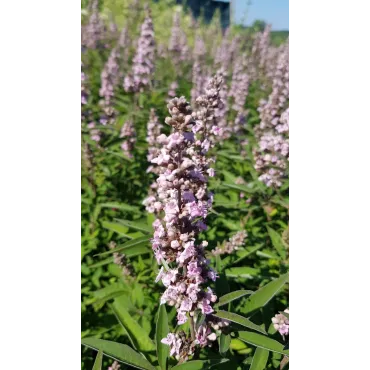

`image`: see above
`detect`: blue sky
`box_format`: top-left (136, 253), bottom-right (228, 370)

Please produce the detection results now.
top-left (216, 0), bottom-right (289, 30)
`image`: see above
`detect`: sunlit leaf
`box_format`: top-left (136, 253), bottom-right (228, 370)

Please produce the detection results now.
top-left (81, 338), bottom-right (156, 370)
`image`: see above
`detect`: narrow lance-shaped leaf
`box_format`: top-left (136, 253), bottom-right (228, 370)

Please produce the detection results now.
top-left (213, 310), bottom-right (267, 335)
top-left (115, 218), bottom-right (152, 233)
top-left (215, 290), bottom-right (254, 308)
top-left (82, 338), bottom-right (156, 370)
top-left (171, 358), bottom-right (230, 370)
top-left (99, 202), bottom-right (140, 213)
top-left (266, 226), bottom-right (286, 259)
top-left (237, 331), bottom-right (289, 356)
top-left (156, 304), bottom-right (169, 370)
top-left (219, 333), bottom-right (231, 355)
top-left (250, 348), bottom-right (269, 370)
top-left (95, 236), bottom-right (151, 257)
top-left (102, 221), bottom-right (131, 237)
top-left (244, 272), bottom-right (289, 316)
top-left (112, 297), bottom-right (156, 352)
top-left (92, 350), bottom-right (103, 370)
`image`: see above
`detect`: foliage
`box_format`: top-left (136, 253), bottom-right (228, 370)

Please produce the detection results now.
top-left (81, 1), bottom-right (289, 369)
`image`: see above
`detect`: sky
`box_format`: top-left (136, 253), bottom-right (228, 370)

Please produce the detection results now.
top-left (217, 0), bottom-right (289, 30)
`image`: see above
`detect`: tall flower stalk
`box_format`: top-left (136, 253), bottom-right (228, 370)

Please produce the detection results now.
top-left (99, 47), bottom-right (120, 125)
top-left (149, 76), bottom-right (226, 361)
top-left (254, 42), bottom-right (289, 187)
top-left (124, 6), bottom-right (155, 93)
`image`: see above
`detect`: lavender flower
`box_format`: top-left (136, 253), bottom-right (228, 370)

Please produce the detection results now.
top-left (99, 47), bottom-right (120, 125)
top-left (107, 360), bottom-right (121, 370)
top-left (169, 11), bottom-right (189, 65)
top-left (254, 43), bottom-right (289, 187)
top-left (272, 309), bottom-right (289, 338)
top-left (82, 0), bottom-right (105, 49)
top-left (167, 81), bottom-right (179, 102)
top-left (87, 122), bottom-right (101, 142)
top-left (81, 63), bottom-right (88, 107)
top-left (150, 76), bottom-right (224, 360)
top-left (109, 241), bottom-right (133, 277)
top-left (193, 34), bottom-right (206, 60)
top-left (212, 230), bottom-right (248, 256)
top-left (124, 6), bottom-right (155, 92)
top-left (250, 24), bottom-right (272, 78)
top-left (146, 108), bottom-right (163, 173)
top-left (118, 26), bottom-right (130, 66)
top-left (120, 120), bottom-right (136, 158)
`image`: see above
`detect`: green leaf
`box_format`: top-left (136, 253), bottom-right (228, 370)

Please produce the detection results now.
top-left (213, 311), bottom-right (266, 334)
top-left (237, 331), bottom-right (289, 356)
top-left (266, 227), bottom-right (286, 259)
top-left (102, 221), bottom-right (131, 237)
top-left (99, 202), bottom-right (140, 213)
top-left (81, 338), bottom-right (156, 370)
top-left (223, 183), bottom-right (258, 194)
top-left (112, 297), bottom-right (156, 352)
top-left (219, 333), bottom-right (231, 355)
top-left (250, 348), bottom-right (269, 370)
top-left (225, 267), bottom-right (259, 279)
top-left (92, 350), bottom-right (103, 370)
top-left (244, 273), bottom-right (289, 315)
top-left (215, 290), bottom-right (254, 308)
top-left (92, 283), bottom-right (128, 304)
top-left (171, 359), bottom-right (229, 370)
top-left (230, 244), bottom-right (264, 266)
top-left (156, 304), bottom-right (169, 370)
top-left (95, 236), bottom-right (151, 257)
top-left (115, 219), bottom-right (152, 233)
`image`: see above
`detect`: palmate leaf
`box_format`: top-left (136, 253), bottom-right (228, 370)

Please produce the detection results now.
top-left (82, 338), bottom-right (156, 370)
top-left (244, 272), bottom-right (289, 316)
top-left (213, 310), bottom-right (267, 335)
top-left (214, 290), bottom-right (254, 308)
top-left (156, 304), bottom-right (169, 370)
top-left (112, 297), bottom-right (156, 352)
top-left (237, 331), bottom-right (289, 356)
top-left (171, 359), bottom-right (229, 370)
top-left (92, 350), bottom-right (103, 370)
top-left (249, 348), bottom-right (269, 370)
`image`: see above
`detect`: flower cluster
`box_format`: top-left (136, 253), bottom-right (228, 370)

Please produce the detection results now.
top-left (212, 230), bottom-right (248, 256)
top-left (124, 7), bottom-right (155, 92)
top-left (190, 60), bottom-right (207, 106)
top-left (227, 54), bottom-right (249, 135)
top-left (109, 241), bottom-right (133, 277)
top-left (250, 24), bottom-right (272, 78)
top-left (87, 121), bottom-right (101, 142)
top-left (107, 360), bottom-right (121, 370)
top-left (146, 108), bottom-right (163, 173)
top-left (272, 309), bottom-right (289, 338)
top-left (254, 43), bottom-right (289, 187)
top-left (120, 120), bottom-right (136, 158)
top-left (148, 76), bottom-right (225, 359)
top-left (118, 26), bottom-right (130, 65)
top-left (80, 62), bottom-right (89, 122)
top-left (167, 81), bottom-right (179, 102)
top-left (99, 47), bottom-right (120, 125)
top-left (168, 11), bottom-right (189, 65)
top-left (82, 0), bottom-right (105, 49)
